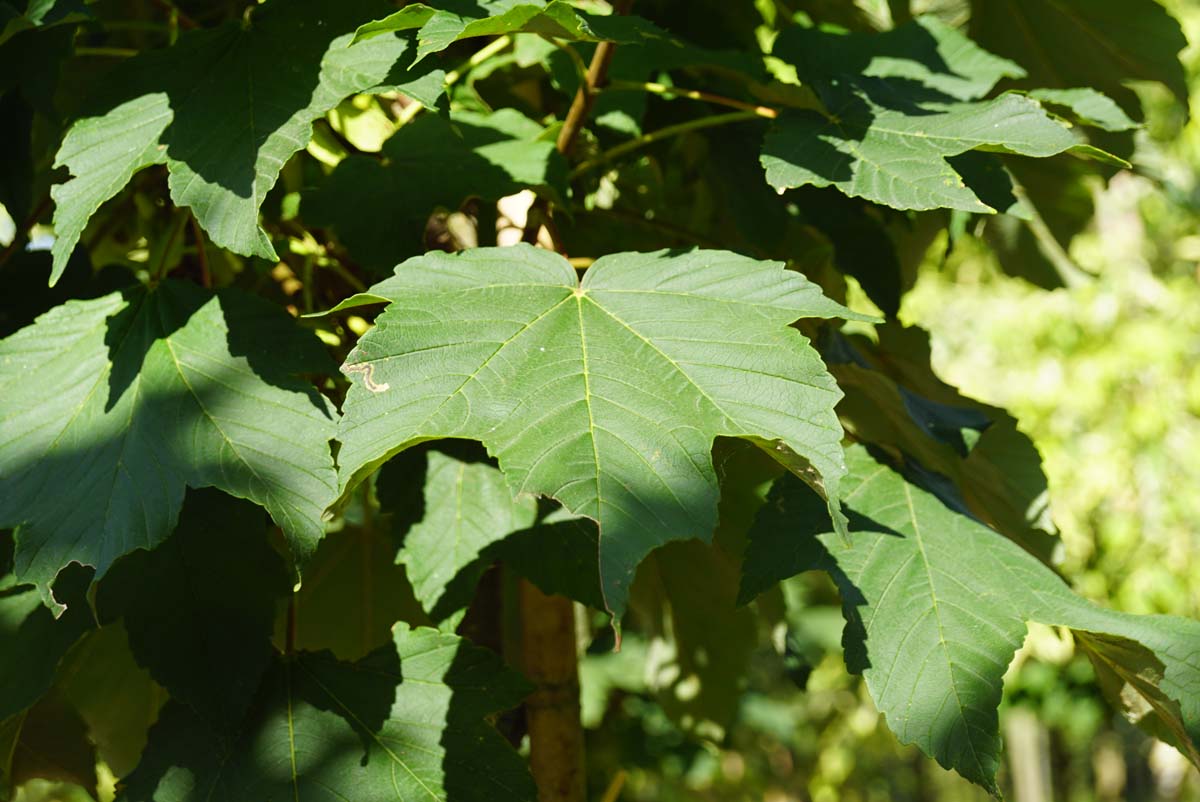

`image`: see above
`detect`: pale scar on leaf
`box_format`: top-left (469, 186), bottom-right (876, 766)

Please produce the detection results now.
top-left (343, 362), bottom-right (390, 393)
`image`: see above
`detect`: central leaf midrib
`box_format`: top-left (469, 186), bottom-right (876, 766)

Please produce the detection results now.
top-left (284, 660), bottom-right (301, 802)
top-left (581, 296), bottom-right (732, 431)
top-left (903, 482), bottom-right (990, 780)
top-left (575, 294), bottom-right (604, 523)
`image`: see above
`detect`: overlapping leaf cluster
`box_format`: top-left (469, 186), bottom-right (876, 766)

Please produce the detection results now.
top-left (0, 0), bottom-right (1196, 798)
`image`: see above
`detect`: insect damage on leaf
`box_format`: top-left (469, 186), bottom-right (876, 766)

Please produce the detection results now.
top-left (342, 361), bottom-right (391, 393)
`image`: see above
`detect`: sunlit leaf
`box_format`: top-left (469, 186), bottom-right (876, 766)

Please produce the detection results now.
top-left (331, 245), bottom-right (864, 616)
top-left (356, 0), bottom-right (666, 61)
top-left (761, 18), bottom-right (1082, 210)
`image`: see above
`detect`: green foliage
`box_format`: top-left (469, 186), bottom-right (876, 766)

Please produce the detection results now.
top-left (0, 281), bottom-right (337, 602)
top-left (48, 0), bottom-right (442, 283)
top-left (759, 17), bottom-right (1084, 209)
top-left (95, 491), bottom-right (289, 730)
top-left (52, 623), bottom-right (165, 778)
top-left (1027, 89), bottom-right (1139, 133)
top-left (0, 562), bottom-right (91, 721)
top-left (356, 0), bottom-right (664, 59)
top-left (395, 451), bottom-right (536, 624)
top-left (968, 0), bottom-right (1190, 116)
top-left (903, 192), bottom-right (1200, 621)
top-left (0, 0), bottom-right (1197, 799)
top-left (0, 0), bottom-right (87, 45)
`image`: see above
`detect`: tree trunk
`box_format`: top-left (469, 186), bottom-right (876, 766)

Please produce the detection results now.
top-left (521, 580), bottom-right (586, 802)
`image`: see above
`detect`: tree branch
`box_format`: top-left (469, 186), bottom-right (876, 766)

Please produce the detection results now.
top-left (522, 0), bottom-right (633, 244)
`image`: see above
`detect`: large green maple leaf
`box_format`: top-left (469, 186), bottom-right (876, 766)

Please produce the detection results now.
top-left (743, 446), bottom-right (1200, 792)
top-left (760, 16), bottom-right (1085, 211)
top-left (48, 0), bottom-right (442, 285)
top-left (0, 281), bottom-right (338, 604)
top-left (331, 245), bottom-right (866, 617)
top-left (118, 625), bottom-right (535, 802)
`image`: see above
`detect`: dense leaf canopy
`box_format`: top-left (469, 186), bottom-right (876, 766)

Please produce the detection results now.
top-left (0, 0), bottom-right (1195, 798)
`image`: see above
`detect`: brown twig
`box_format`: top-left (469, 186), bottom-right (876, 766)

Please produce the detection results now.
top-left (568, 110), bottom-right (762, 180)
top-left (605, 79), bottom-right (778, 118)
top-left (521, 0), bottom-right (633, 245)
top-left (598, 771), bottom-right (628, 802)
